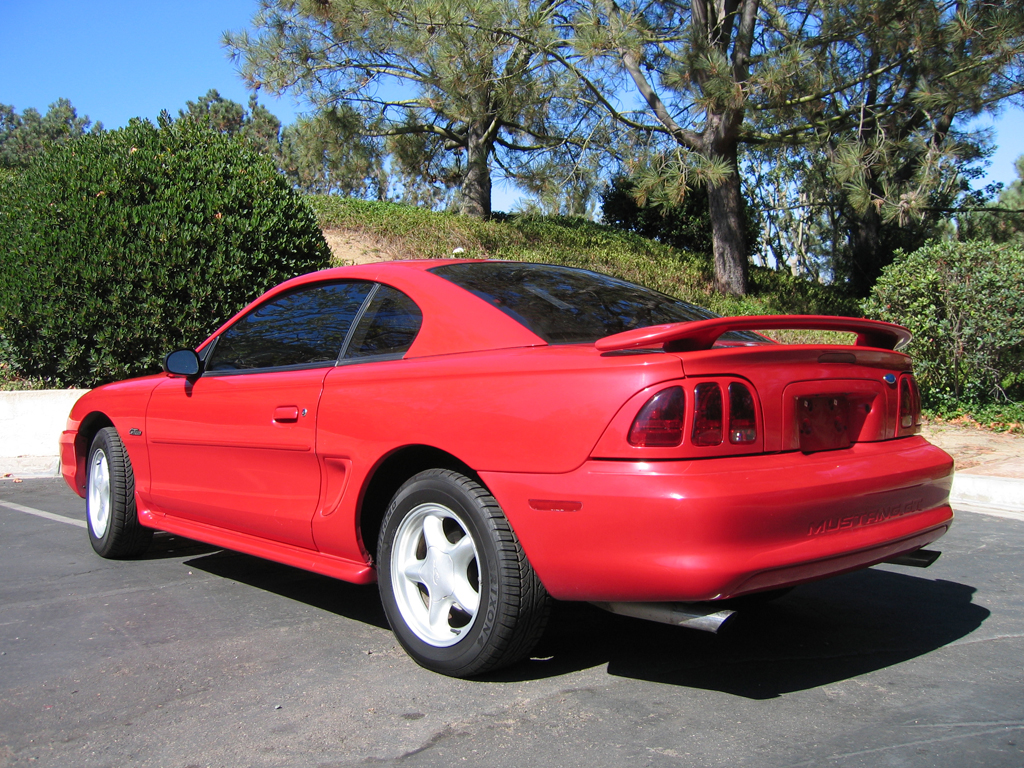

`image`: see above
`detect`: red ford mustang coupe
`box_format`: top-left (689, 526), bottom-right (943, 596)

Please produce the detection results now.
top-left (61, 260), bottom-right (954, 677)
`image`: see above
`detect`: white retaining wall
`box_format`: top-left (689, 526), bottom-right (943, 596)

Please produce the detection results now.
top-left (0, 390), bottom-right (89, 476)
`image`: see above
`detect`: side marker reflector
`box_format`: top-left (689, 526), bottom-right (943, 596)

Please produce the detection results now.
top-left (528, 500), bottom-right (583, 512)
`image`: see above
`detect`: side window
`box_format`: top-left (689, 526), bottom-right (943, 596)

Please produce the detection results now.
top-left (206, 281), bottom-right (373, 372)
top-left (344, 286), bottom-right (423, 359)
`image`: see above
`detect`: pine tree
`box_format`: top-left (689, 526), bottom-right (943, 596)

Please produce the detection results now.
top-left (225, 0), bottom-right (600, 219)
top-left (0, 99), bottom-right (101, 169)
top-left (567, 0), bottom-right (1024, 294)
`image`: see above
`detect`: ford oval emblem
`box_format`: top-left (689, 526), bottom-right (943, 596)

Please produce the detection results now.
top-left (883, 373), bottom-right (897, 385)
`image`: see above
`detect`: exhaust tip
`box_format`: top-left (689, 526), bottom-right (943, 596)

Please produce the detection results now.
top-left (592, 601), bottom-right (737, 634)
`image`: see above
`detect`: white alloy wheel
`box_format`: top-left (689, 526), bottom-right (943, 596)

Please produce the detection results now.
top-left (390, 502), bottom-right (481, 646)
top-left (87, 447), bottom-right (111, 539)
top-left (85, 427), bottom-right (152, 558)
top-left (377, 468), bottom-right (550, 677)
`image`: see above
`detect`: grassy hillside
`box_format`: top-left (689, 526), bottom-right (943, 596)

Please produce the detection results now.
top-left (309, 196), bottom-right (859, 321)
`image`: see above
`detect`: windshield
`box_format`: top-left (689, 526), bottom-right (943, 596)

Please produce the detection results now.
top-left (431, 262), bottom-right (761, 345)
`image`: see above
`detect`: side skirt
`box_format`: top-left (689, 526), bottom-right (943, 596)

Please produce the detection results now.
top-left (138, 508), bottom-right (376, 585)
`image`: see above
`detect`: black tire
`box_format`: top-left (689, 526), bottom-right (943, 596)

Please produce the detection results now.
top-left (377, 469), bottom-right (550, 677)
top-left (86, 427), bottom-right (153, 558)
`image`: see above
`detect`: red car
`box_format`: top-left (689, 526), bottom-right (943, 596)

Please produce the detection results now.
top-left (61, 260), bottom-right (954, 677)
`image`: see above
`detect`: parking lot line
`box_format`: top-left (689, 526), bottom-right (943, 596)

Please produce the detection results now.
top-left (0, 500), bottom-right (86, 529)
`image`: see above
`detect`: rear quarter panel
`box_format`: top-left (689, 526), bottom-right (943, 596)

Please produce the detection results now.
top-left (311, 347), bottom-right (684, 558)
top-left (317, 346), bottom-right (683, 474)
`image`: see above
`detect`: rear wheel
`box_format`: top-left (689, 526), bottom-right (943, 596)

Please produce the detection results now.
top-left (87, 427), bottom-right (152, 558)
top-left (377, 469), bottom-right (550, 677)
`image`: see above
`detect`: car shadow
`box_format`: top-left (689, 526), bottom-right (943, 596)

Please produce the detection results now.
top-left (183, 548), bottom-right (390, 630)
top-left (496, 567), bottom-right (988, 698)
top-left (170, 547), bottom-right (987, 696)
top-left (140, 531), bottom-right (221, 559)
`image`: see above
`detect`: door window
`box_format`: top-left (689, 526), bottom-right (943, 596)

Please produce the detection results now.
top-left (206, 281), bottom-right (373, 372)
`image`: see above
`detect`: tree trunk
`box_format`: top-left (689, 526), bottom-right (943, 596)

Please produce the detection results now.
top-left (846, 206), bottom-right (882, 297)
top-left (461, 122), bottom-right (492, 219)
top-left (611, 0), bottom-right (754, 296)
top-left (707, 150), bottom-right (748, 296)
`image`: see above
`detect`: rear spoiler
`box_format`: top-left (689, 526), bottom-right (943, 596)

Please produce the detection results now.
top-left (595, 315), bottom-right (912, 353)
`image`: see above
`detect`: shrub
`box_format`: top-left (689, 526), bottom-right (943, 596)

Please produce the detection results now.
top-left (863, 240), bottom-right (1024, 407)
top-left (598, 175), bottom-right (760, 259)
top-left (0, 117), bottom-right (331, 388)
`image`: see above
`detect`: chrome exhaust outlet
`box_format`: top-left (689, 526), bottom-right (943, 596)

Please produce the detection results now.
top-left (592, 601), bottom-right (736, 634)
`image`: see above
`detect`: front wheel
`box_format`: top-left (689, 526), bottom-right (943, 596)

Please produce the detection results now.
top-left (377, 469), bottom-right (550, 677)
top-left (86, 427), bottom-right (152, 558)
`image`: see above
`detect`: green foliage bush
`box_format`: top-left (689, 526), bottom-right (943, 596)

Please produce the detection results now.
top-left (600, 175), bottom-right (714, 254)
top-left (598, 175), bottom-right (760, 259)
top-left (863, 240), bottom-right (1024, 407)
top-left (0, 117), bottom-right (331, 388)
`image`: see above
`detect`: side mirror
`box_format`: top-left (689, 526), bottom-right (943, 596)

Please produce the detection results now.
top-left (163, 349), bottom-right (202, 377)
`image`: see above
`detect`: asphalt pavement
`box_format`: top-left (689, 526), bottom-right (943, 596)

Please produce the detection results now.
top-left (1, 477), bottom-right (1022, 768)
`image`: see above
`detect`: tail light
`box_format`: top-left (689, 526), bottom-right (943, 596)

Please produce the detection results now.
top-left (612, 378), bottom-right (761, 457)
top-left (692, 383), bottom-right (723, 446)
top-left (629, 386), bottom-right (684, 446)
top-left (728, 382), bottom-right (757, 444)
top-left (898, 375), bottom-right (922, 434)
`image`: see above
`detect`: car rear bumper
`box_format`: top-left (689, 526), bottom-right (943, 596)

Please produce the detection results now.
top-left (481, 436), bottom-right (954, 602)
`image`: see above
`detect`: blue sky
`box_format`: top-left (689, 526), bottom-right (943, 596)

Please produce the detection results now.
top-left (3, 0), bottom-right (1022, 208)
top-left (0, 1), bottom-right (301, 129)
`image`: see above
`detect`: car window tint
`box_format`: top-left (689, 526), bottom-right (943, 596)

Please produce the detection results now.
top-left (345, 286), bottom-right (423, 359)
top-left (430, 262), bottom-right (761, 344)
top-left (206, 281), bottom-right (373, 371)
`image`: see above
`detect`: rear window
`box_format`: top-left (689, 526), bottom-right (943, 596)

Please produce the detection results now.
top-left (430, 262), bottom-right (757, 344)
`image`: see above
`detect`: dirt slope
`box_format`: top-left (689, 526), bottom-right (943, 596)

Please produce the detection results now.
top-left (323, 229), bottom-right (389, 265)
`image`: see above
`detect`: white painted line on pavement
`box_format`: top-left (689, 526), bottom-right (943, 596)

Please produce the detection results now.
top-left (0, 500), bottom-right (87, 528)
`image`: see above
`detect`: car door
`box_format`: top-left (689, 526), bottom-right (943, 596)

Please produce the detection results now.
top-left (309, 284), bottom-right (425, 559)
top-left (145, 280), bottom-right (375, 549)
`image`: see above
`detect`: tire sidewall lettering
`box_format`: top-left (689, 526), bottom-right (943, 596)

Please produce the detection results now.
top-left (477, 581), bottom-right (500, 647)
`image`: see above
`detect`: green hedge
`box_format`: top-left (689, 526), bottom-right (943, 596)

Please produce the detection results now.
top-left (863, 240), bottom-right (1024, 407)
top-left (0, 117), bottom-right (331, 388)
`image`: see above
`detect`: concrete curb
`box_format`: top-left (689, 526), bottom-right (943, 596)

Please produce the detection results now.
top-left (950, 500), bottom-right (1024, 523)
top-left (950, 473), bottom-right (1024, 517)
top-left (1, 456), bottom-right (62, 479)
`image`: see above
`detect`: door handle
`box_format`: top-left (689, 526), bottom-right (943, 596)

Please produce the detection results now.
top-left (273, 406), bottom-right (300, 423)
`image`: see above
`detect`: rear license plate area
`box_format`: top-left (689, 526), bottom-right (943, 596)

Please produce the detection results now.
top-left (798, 396), bottom-right (851, 452)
